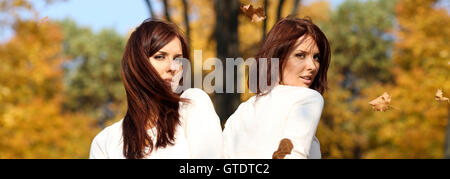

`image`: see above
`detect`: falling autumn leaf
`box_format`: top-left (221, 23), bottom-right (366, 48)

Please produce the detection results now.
top-left (240, 4), bottom-right (266, 23)
top-left (369, 92), bottom-right (392, 112)
top-left (272, 138), bottom-right (293, 159)
top-left (435, 89), bottom-right (449, 103)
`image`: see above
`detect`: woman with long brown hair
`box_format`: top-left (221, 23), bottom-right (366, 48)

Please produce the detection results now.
top-left (223, 17), bottom-right (331, 159)
top-left (89, 19), bottom-right (223, 159)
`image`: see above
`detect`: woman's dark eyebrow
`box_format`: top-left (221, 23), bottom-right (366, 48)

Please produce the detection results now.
top-left (156, 51), bottom-right (168, 55)
top-left (295, 50), bottom-right (308, 54)
top-left (295, 50), bottom-right (320, 55)
top-left (156, 51), bottom-right (182, 58)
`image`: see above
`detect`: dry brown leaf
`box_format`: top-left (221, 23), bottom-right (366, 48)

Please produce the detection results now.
top-left (435, 89), bottom-right (449, 102)
top-left (240, 4), bottom-right (266, 23)
top-left (272, 138), bottom-right (293, 159)
top-left (369, 92), bottom-right (392, 112)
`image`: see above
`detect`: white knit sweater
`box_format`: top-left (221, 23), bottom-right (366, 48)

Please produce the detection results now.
top-left (223, 85), bottom-right (324, 159)
top-left (89, 88), bottom-right (223, 159)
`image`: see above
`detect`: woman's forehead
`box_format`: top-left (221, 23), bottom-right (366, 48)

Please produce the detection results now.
top-left (159, 37), bottom-right (182, 53)
top-left (293, 35), bottom-right (319, 53)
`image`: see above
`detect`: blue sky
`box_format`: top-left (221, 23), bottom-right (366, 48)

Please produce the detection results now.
top-left (36, 0), bottom-right (156, 35)
top-left (0, 0), bottom-right (344, 42)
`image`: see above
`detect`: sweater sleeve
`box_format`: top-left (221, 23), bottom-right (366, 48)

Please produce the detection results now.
top-left (180, 88), bottom-right (224, 158)
top-left (282, 91), bottom-right (324, 159)
top-left (89, 130), bottom-right (109, 159)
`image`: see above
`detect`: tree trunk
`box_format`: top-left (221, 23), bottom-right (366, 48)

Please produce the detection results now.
top-left (262, 0), bottom-right (268, 41)
top-left (144, 0), bottom-right (156, 18)
top-left (291, 0), bottom-right (302, 17)
top-left (214, 0), bottom-right (241, 127)
top-left (182, 0), bottom-right (190, 45)
top-left (162, 0), bottom-right (172, 22)
top-left (276, 0), bottom-right (286, 21)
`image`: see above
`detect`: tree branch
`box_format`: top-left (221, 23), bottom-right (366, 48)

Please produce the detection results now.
top-left (162, 0), bottom-right (172, 22)
top-left (262, 0), bottom-right (268, 41)
top-left (276, 0), bottom-right (286, 21)
top-left (291, 0), bottom-right (302, 17)
top-left (143, 0), bottom-right (156, 18)
top-left (182, 0), bottom-right (190, 45)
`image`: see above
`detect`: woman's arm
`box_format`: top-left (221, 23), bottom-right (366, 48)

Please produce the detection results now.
top-left (89, 134), bottom-right (109, 159)
top-left (282, 92), bottom-right (324, 159)
top-left (181, 88), bottom-right (224, 158)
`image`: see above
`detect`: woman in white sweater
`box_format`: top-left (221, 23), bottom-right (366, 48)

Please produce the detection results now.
top-left (223, 17), bottom-right (331, 159)
top-left (89, 19), bottom-right (222, 159)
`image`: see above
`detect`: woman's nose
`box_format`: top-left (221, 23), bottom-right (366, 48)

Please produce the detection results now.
top-left (306, 57), bottom-right (318, 71)
top-left (168, 59), bottom-right (181, 74)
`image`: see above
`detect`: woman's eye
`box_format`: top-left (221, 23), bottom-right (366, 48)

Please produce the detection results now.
top-left (295, 53), bottom-right (306, 59)
top-left (313, 55), bottom-right (320, 61)
top-left (154, 55), bottom-right (165, 60)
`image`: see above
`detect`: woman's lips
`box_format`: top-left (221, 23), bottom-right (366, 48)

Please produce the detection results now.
top-left (300, 76), bottom-right (312, 85)
top-left (164, 78), bottom-right (173, 85)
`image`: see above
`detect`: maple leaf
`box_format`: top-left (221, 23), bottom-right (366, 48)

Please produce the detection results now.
top-left (435, 89), bottom-right (449, 103)
top-left (240, 4), bottom-right (266, 23)
top-left (272, 138), bottom-right (293, 159)
top-left (369, 92), bottom-right (392, 112)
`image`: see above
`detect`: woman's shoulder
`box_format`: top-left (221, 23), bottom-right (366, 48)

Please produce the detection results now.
top-left (180, 88), bottom-right (214, 108)
top-left (178, 88), bottom-right (218, 124)
top-left (268, 85), bottom-right (324, 105)
top-left (177, 89), bottom-right (223, 159)
top-left (180, 88), bottom-right (210, 100)
top-left (89, 119), bottom-right (124, 159)
top-left (272, 85), bottom-right (322, 97)
top-left (92, 119), bottom-right (124, 144)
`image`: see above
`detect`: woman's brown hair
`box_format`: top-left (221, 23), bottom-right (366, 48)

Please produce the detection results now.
top-left (255, 17), bottom-right (331, 94)
top-left (121, 19), bottom-right (190, 159)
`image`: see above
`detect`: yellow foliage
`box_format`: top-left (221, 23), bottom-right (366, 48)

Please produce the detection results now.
top-left (0, 20), bottom-right (99, 158)
top-left (0, 98), bottom-right (99, 158)
top-left (298, 1), bottom-right (330, 22)
top-left (317, 0), bottom-right (449, 159)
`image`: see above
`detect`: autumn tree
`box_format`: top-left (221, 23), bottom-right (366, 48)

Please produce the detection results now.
top-left (355, 0), bottom-right (450, 158)
top-left (0, 20), bottom-right (98, 158)
top-left (58, 19), bottom-right (127, 127)
top-left (316, 0), bottom-right (449, 158)
top-left (0, 0), bottom-right (100, 158)
top-left (315, 0), bottom-right (397, 158)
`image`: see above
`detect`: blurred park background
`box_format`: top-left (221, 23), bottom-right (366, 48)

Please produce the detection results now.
top-left (0, 0), bottom-right (449, 159)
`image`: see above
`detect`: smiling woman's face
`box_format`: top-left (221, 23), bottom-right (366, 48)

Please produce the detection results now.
top-left (281, 35), bottom-right (320, 88)
top-left (148, 37), bottom-right (183, 86)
